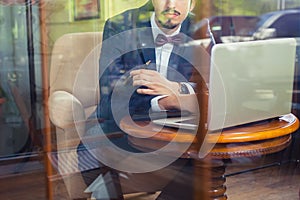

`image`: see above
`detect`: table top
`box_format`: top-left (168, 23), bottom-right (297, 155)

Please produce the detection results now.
top-left (120, 113), bottom-right (299, 144)
top-left (120, 113), bottom-right (299, 159)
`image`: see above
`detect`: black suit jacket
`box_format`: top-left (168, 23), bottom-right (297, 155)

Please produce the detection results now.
top-left (97, 1), bottom-right (196, 130)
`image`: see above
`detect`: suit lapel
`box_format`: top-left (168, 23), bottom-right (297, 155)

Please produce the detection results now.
top-left (168, 34), bottom-right (194, 81)
top-left (136, 26), bottom-right (156, 65)
top-left (169, 34), bottom-right (191, 69)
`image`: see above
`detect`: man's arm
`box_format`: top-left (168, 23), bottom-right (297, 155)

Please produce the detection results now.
top-left (158, 94), bottom-right (198, 113)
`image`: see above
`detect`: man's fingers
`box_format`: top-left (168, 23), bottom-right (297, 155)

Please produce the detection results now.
top-left (132, 80), bottom-right (150, 86)
top-left (130, 69), bottom-right (158, 77)
top-left (132, 74), bottom-right (149, 82)
top-left (136, 88), bottom-right (155, 95)
top-left (130, 69), bottom-right (141, 76)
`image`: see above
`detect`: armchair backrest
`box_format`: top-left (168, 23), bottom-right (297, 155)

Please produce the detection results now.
top-left (49, 32), bottom-right (102, 117)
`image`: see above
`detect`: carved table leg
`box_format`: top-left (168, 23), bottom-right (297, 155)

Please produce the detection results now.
top-left (193, 158), bottom-right (227, 200)
top-left (209, 159), bottom-right (227, 200)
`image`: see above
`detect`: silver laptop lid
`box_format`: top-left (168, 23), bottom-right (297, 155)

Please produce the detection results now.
top-left (208, 38), bottom-right (297, 131)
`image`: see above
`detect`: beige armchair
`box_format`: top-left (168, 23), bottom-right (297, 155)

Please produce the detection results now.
top-left (48, 32), bottom-right (104, 199)
top-left (48, 31), bottom-right (185, 200)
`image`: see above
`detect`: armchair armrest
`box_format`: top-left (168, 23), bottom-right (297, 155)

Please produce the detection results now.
top-left (49, 91), bottom-right (86, 129)
top-left (49, 91), bottom-right (87, 150)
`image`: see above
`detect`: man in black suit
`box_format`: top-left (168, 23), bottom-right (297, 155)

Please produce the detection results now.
top-left (97, 0), bottom-right (197, 131)
top-left (79, 0), bottom-right (202, 199)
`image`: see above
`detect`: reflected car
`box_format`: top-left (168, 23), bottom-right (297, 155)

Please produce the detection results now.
top-left (192, 16), bottom-right (258, 42)
top-left (251, 8), bottom-right (300, 39)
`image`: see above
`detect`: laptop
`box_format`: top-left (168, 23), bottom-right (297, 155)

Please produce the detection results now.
top-left (153, 38), bottom-right (297, 131)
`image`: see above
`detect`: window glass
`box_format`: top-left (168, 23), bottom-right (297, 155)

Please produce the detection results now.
top-left (1, 1), bottom-right (300, 200)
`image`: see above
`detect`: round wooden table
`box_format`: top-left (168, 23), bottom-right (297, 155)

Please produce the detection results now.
top-left (120, 113), bottom-right (299, 200)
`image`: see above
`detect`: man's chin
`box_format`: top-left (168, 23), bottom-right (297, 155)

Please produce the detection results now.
top-left (161, 21), bottom-right (180, 30)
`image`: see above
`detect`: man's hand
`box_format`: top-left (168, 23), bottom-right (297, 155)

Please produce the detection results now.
top-left (130, 69), bottom-right (179, 96)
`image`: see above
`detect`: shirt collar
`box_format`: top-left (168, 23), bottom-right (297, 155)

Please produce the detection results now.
top-left (150, 12), bottom-right (181, 41)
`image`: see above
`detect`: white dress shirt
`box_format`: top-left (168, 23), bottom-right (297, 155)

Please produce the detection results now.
top-left (149, 13), bottom-right (194, 112)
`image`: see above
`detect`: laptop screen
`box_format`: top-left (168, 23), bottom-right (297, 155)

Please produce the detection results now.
top-left (208, 38), bottom-right (297, 130)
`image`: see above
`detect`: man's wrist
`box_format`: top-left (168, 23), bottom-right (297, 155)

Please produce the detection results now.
top-left (158, 95), bottom-right (179, 110)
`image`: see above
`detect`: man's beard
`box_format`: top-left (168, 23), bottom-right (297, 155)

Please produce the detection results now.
top-left (158, 19), bottom-right (179, 30)
top-left (158, 8), bottom-right (181, 30)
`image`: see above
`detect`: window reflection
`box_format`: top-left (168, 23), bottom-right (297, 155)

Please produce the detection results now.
top-left (0, 0), bottom-right (300, 199)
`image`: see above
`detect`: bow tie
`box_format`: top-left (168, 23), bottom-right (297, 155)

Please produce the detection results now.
top-left (154, 33), bottom-right (184, 47)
